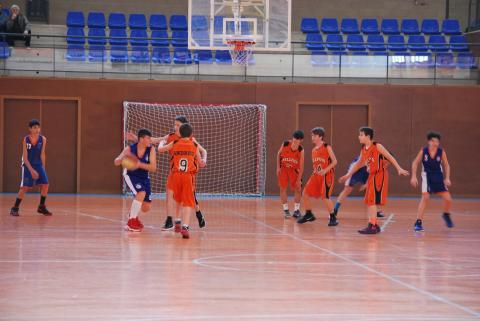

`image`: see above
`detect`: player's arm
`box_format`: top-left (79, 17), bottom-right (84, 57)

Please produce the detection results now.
top-left (377, 144), bottom-right (409, 176)
top-left (41, 136), bottom-right (47, 167)
top-left (157, 141), bottom-right (174, 153)
top-left (192, 138), bottom-right (207, 163)
top-left (276, 144), bottom-right (283, 176)
top-left (195, 148), bottom-right (206, 168)
top-left (410, 149), bottom-right (423, 187)
top-left (137, 147), bottom-right (157, 173)
top-left (152, 134), bottom-right (169, 145)
top-left (126, 132), bottom-right (168, 145)
top-left (22, 137), bottom-right (39, 179)
top-left (319, 145), bottom-right (338, 175)
top-left (339, 152), bottom-right (364, 183)
top-left (441, 149), bottom-right (451, 187)
top-left (114, 146), bottom-right (131, 166)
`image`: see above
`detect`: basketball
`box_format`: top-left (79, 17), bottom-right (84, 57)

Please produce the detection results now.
top-left (121, 155), bottom-right (138, 170)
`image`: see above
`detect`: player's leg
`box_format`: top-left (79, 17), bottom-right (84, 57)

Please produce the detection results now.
top-left (278, 169), bottom-right (291, 218)
top-left (297, 176), bottom-right (318, 224)
top-left (36, 166), bottom-right (52, 215)
top-left (440, 191), bottom-right (454, 228)
top-left (194, 192), bottom-right (206, 228)
top-left (322, 173), bottom-right (338, 226)
top-left (162, 174), bottom-right (175, 231)
top-left (125, 191), bottom-right (146, 232)
top-left (179, 175), bottom-right (196, 239)
top-left (414, 192), bottom-right (429, 231)
top-left (10, 186), bottom-right (30, 216)
top-left (293, 183), bottom-right (302, 218)
top-left (334, 185), bottom-right (353, 216)
top-left (358, 175), bottom-right (381, 234)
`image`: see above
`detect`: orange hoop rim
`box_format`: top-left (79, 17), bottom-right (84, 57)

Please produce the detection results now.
top-left (227, 40), bottom-right (256, 51)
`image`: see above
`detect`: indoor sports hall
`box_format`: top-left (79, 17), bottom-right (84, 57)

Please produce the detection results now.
top-left (0, 1), bottom-right (480, 320)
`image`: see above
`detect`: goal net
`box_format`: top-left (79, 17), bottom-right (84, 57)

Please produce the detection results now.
top-left (123, 102), bottom-right (267, 197)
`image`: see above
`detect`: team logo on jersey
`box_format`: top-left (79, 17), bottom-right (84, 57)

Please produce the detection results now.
top-left (135, 184), bottom-right (142, 189)
top-left (424, 154), bottom-right (428, 161)
top-left (436, 156), bottom-right (441, 162)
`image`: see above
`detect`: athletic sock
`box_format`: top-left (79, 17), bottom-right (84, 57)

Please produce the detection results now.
top-left (282, 203), bottom-right (289, 211)
top-left (129, 200), bottom-right (142, 219)
top-left (196, 210), bottom-right (202, 216)
top-left (334, 202), bottom-right (341, 212)
top-left (40, 196), bottom-right (46, 206)
top-left (305, 210), bottom-right (312, 215)
top-left (14, 198), bottom-right (22, 208)
top-left (294, 203), bottom-right (300, 211)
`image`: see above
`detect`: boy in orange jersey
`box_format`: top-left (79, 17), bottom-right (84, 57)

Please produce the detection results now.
top-left (157, 123), bottom-right (205, 239)
top-left (297, 127), bottom-right (339, 227)
top-left (277, 130), bottom-right (305, 218)
top-left (339, 127), bottom-right (409, 234)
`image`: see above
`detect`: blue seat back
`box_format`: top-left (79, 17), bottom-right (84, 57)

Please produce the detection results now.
top-left (108, 13), bottom-right (126, 29)
top-left (301, 18), bottom-right (319, 33)
top-left (442, 19), bottom-right (461, 35)
top-left (422, 19), bottom-right (440, 35)
top-left (129, 14), bottom-right (147, 29)
top-left (150, 14), bottom-right (167, 30)
top-left (66, 11), bottom-right (85, 28)
top-left (401, 19), bottom-right (420, 35)
top-left (88, 12), bottom-right (106, 29)
top-left (321, 18), bottom-right (339, 34)
top-left (361, 19), bottom-right (379, 34)
top-left (170, 15), bottom-right (188, 31)
top-left (341, 18), bottom-right (359, 34)
top-left (382, 19), bottom-right (399, 35)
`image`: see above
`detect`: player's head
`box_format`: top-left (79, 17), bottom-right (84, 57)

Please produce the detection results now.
top-left (311, 127), bottom-right (325, 144)
top-left (427, 131), bottom-right (441, 148)
top-left (28, 119), bottom-right (41, 135)
top-left (137, 128), bottom-right (152, 146)
top-left (359, 127), bottom-right (374, 144)
top-left (292, 130), bottom-right (304, 144)
top-left (174, 115), bottom-right (189, 135)
top-left (179, 123), bottom-right (193, 138)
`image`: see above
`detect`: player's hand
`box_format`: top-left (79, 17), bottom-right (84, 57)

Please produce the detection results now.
top-left (398, 168), bottom-right (409, 176)
top-left (31, 169), bottom-right (39, 180)
top-left (444, 178), bottom-right (452, 187)
top-left (359, 184), bottom-right (367, 192)
top-left (198, 160), bottom-right (206, 168)
top-left (339, 175), bottom-right (349, 184)
top-left (318, 169), bottom-right (327, 176)
top-left (410, 177), bottom-right (418, 188)
top-left (125, 131), bottom-right (138, 142)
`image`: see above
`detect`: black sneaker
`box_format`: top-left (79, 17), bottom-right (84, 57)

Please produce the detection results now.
top-left (297, 212), bottom-right (316, 224)
top-left (10, 207), bottom-right (19, 216)
top-left (196, 211), bottom-right (206, 229)
top-left (377, 211), bottom-right (385, 218)
top-left (328, 213), bottom-right (338, 226)
top-left (358, 223), bottom-right (380, 234)
top-left (284, 209), bottom-right (291, 219)
top-left (375, 224), bottom-right (381, 233)
top-left (37, 205), bottom-right (52, 216)
top-left (162, 216), bottom-right (174, 231)
top-left (442, 213), bottom-right (454, 228)
top-left (414, 219), bottom-right (424, 232)
top-left (292, 210), bottom-right (301, 218)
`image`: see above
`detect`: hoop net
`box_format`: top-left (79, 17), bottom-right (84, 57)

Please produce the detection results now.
top-left (227, 40), bottom-right (255, 66)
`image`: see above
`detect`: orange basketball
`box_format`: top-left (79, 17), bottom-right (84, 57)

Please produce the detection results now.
top-left (121, 155), bottom-right (138, 170)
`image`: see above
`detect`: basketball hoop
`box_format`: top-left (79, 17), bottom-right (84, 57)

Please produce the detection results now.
top-left (227, 40), bottom-right (255, 66)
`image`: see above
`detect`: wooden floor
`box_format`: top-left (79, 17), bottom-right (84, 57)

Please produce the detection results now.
top-left (1, 194), bottom-right (479, 321)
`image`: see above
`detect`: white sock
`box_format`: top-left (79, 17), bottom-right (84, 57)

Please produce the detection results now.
top-left (294, 203), bottom-right (301, 211)
top-left (283, 203), bottom-right (289, 211)
top-left (129, 200), bottom-right (142, 219)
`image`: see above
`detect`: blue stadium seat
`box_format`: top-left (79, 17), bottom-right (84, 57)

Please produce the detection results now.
top-left (66, 11), bottom-right (85, 28)
top-left (131, 46), bottom-right (150, 63)
top-left (412, 52), bottom-right (434, 68)
top-left (151, 30), bottom-right (169, 47)
top-left (171, 30), bottom-right (188, 47)
top-left (214, 16), bottom-right (224, 34)
top-left (310, 50), bottom-right (329, 66)
top-left (301, 18), bottom-right (319, 33)
top-left (428, 35), bottom-right (448, 52)
top-left (129, 14), bottom-right (147, 29)
top-left (305, 33), bottom-right (324, 50)
top-left (110, 46), bottom-right (129, 63)
top-left (65, 44), bottom-right (85, 61)
top-left (194, 50), bottom-right (214, 64)
top-left (109, 29), bottom-right (128, 46)
top-left (108, 13), bottom-right (126, 29)
top-left (325, 34), bottom-right (345, 51)
top-left (150, 14), bottom-right (167, 30)
top-left (152, 47), bottom-right (171, 64)
top-left (88, 45), bottom-right (107, 62)
top-left (170, 15), bottom-right (188, 31)
top-left (435, 53), bottom-right (455, 68)
top-left (422, 19), bottom-right (440, 35)
top-left (321, 18), bottom-right (339, 34)
top-left (366, 35), bottom-right (386, 51)
top-left (1, 8), bottom-right (9, 17)
top-left (457, 52), bottom-right (477, 69)
top-left (361, 19), bottom-right (379, 34)
top-left (192, 15), bottom-right (208, 31)
top-left (401, 19), bottom-right (420, 35)
top-left (173, 48), bottom-right (192, 64)
top-left (381, 19), bottom-right (400, 35)
top-left (192, 30), bottom-right (210, 46)
top-left (66, 28), bottom-right (85, 45)
top-left (341, 18), bottom-right (359, 34)
top-left (449, 35), bottom-right (468, 52)
top-left (87, 12), bottom-right (106, 29)
top-left (408, 35), bottom-right (428, 52)
top-left (130, 29), bottom-right (148, 46)
top-left (346, 34), bottom-right (365, 51)
top-left (215, 50), bottom-right (232, 64)
top-left (88, 28), bottom-right (106, 45)
top-left (387, 35), bottom-right (407, 52)
top-left (442, 19), bottom-right (461, 35)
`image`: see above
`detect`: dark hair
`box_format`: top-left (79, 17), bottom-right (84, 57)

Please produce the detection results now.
top-left (179, 123), bottom-right (193, 138)
top-left (175, 115), bottom-right (189, 124)
top-left (311, 127), bottom-right (325, 138)
top-left (293, 130), bottom-right (304, 140)
top-left (137, 129), bottom-right (152, 138)
top-left (359, 126), bottom-right (374, 139)
top-left (28, 119), bottom-right (40, 128)
top-left (427, 131), bottom-right (441, 141)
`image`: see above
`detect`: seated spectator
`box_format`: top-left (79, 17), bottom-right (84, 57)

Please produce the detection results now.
top-left (0, 3), bottom-right (8, 41)
top-left (6, 4), bottom-right (31, 48)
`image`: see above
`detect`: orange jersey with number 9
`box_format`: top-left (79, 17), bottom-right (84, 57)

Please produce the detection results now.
top-left (171, 139), bottom-right (198, 174)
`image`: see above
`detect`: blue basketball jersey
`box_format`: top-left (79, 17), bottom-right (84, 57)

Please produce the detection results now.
top-left (422, 147), bottom-right (443, 174)
top-left (24, 135), bottom-right (44, 166)
top-left (126, 143), bottom-right (151, 179)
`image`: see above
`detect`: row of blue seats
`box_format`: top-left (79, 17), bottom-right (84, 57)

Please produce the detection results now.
top-left (310, 51), bottom-right (477, 69)
top-left (301, 18), bottom-right (462, 35)
top-left (66, 46), bottom-right (233, 64)
top-left (305, 34), bottom-right (469, 53)
top-left (67, 11), bottom-right (188, 31)
top-left (0, 42), bottom-right (11, 59)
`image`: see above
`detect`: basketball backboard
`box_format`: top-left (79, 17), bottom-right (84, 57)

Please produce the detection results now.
top-left (188, 0), bottom-right (291, 51)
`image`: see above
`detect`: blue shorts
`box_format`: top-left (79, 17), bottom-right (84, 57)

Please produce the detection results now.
top-left (124, 173), bottom-right (152, 203)
top-left (346, 167), bottom-right (369, 187)
top-left (21, 164), bottom-right (48, 187)
top-left (422, 172), bottom-right (447, 194)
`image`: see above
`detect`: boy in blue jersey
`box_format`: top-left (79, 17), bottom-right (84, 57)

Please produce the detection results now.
top-left (115, 129), bottom-right (157, 232)
top-left (410, 131), bottom-right (453, 231)
top-left (10, 119), bottom-right (52, 216)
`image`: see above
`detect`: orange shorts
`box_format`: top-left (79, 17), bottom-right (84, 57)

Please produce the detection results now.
top-left (364, 170), bottom-right (389, 206)
top-left (304, 172), bottom-right (334, 200)
top-left (278, 168), bottom-right (300, 189)
top-left (170, 172), bottom-right (196, 208)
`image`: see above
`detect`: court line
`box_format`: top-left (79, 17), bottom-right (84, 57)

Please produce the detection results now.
top-left (380, 214), bottom-right (395, 231)
top-left (219, 206), bottom-right (480, 319)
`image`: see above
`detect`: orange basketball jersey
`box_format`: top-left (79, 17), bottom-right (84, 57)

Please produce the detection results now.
top-left (312, 143), bottom-right (333, 175)
top-left (360, 142), bottom-right (386, 175)
top-left (170, 139), bottom-right (198, 174)
top-left (279, 141), bottom-right (303, 171)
